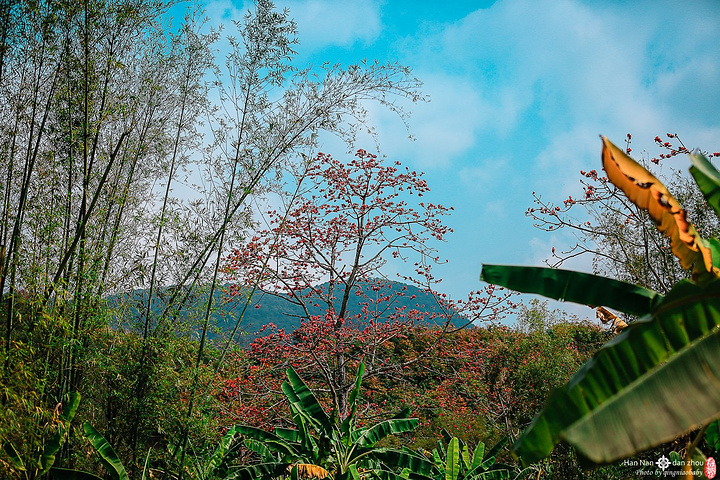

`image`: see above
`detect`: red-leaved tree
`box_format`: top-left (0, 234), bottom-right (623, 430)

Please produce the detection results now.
top-left (527, 133), bottom-right (720, 294)
top-left (223, 149), bottom-right (513, 416)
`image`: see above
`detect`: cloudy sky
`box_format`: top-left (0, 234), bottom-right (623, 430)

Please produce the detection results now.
top-left (206, 0), bottom-right (720, 320)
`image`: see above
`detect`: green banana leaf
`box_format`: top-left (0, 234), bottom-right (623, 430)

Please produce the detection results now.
top-left (83, 423), bottom-right (129, 480)
top-left (341, 363), bottom-right (366, 437)
top-left (483, 438), bottom-right (507, 463)
top-left (353, 418), bottom-right (420, 447)
top-left (689, 152), bottom-right (720, 216)
top-left (283, 366), bottom-right (332, 434)
top-left (237, 425), bottom-right (285, 443)
top-left (706, 419), bottom-right (720, 452)
top-left (238, 425), bottom-right (302, 460)
top-left (445, 437), bottom-right (459, 480)
top-left (242, 416), bottom-right (323, 464)
top-left (203, 425), bottom-right (240, 478)
top-left (243, 438), bottom-right (276, 461)
top-left (480, 265), bottom-right (663, 316)
top-left (2, 441), bottom-right (25, 472)
top-left (473, 469), bottom-right (510, 480)
top-left (378, 469), bottom-right (426, 480)
top-left (470, 441), bottom-right (484, 470)
top-left (460, 443), bottom-right (471, 471)
top-left (40, 391), bottom-right (80, 474)
top-left (49, 467), bottom-right (104, 480)
top-left (289, 403), bottom-right (320, 460)
top-left (224, 462), bottom-right (290, 480)
top-left (372, 448), bottom-right (435, 476)
top-left (512, 277), bottom-right (720, 465)
top-left (349, 464), bottom-right (362, 480)
top-left (275, 427), bottom-right (301, 443)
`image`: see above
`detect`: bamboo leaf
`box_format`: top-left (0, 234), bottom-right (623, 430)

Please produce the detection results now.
top-left (513, 277), bottom-right (720, 465)
top-left (481, 264), bottom-right (662, 315)
top-left (83, 423), bottom-right (129, 480)
top-left (601, 136), bottom-right (716, 275)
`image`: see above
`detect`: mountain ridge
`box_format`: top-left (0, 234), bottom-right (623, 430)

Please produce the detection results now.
top-left (108, 279), bottom-right (453, 344)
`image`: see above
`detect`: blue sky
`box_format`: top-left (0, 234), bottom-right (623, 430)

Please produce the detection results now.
top-left (205, 0), bottom-right (720, 320)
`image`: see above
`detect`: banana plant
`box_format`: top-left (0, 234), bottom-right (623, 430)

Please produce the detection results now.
top-left (50, 422), bottom-right (131, 480)
top-left (480, 137), bottom-right (720, 468)
top-left (2, 391), bottom-right (80, 480)
top-left (421, 432), bottom-right (518, 480)
top-left (167, 424), bottom-right (246, 479)
top-left (231, 362), bottom-right (434, 479)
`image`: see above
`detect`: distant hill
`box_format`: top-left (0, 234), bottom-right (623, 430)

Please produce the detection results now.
top-left (107, 279), bottom-right (454, 344)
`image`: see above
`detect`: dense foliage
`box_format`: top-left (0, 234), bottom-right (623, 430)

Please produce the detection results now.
top-left (2, 0), bottom-right (715, 478)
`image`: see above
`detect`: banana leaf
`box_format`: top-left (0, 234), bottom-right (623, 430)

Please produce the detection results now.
top-left (371, 448), bottom-right (435, 476)
top-left (283, 366), bottom-right (332, 434)
top-left (83, 423), bottom-right (129, 480)
top-left (706, 419), bottom-right (720, 452)
top-left (512, 277), bottom-right (720, 465)
top-left (49, 468), bottom-right (104, 480)
top-left (473, 469), bottom-right (510, 480)
top-left (352, 418), bottom-right (420, 447)
top-left (203, 425), bottom-right (240, 478)
top-left (3, 442), bottom-right (25, 472)
top-left (689, 152), bottom-right (720, 217)
top-left (601, 136), bottom-right (715, 275)
top-left (40, 391), bottom-right (80, 474)
top-left (483, 438), bottom-right (507, 463)
top-left (480, 264), bottom-right (662, 315)
top-left (275, 427), bottom-right (301, 443)
top-left (243, 438), bottom-right (276, 462)
top-left (470, 441), bottom-right (484, 470)
top-left (224, 462), bottom-right (290, 480)
top-left (445, 437), bottom-right (459, 480)
top-left (341, 363), bottom-right (366, 437)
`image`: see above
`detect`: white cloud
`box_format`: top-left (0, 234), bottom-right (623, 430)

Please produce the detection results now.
top-left (352, 73), bottom-right (490, 169)
top-left (279, 0), bottom-right (382, 49)
top-left (398, 0), bottom-right (720, 159)
top-left (459, 156), bottom-right (509, 188)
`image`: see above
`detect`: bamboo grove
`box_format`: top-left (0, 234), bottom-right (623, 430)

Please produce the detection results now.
top-left (0, 0), bottom-right (425, 476)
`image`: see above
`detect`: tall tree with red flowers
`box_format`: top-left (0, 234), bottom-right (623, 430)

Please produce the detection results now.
top-left (224, 149), bottom-right (513, 416)
top-left (527, 133), bottom-right (720, 294)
